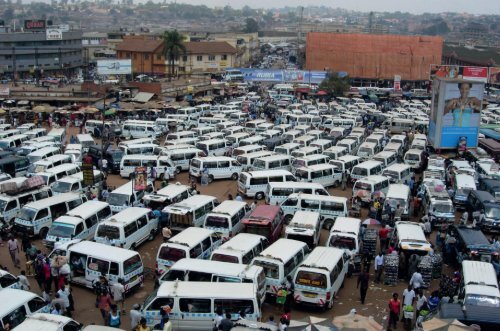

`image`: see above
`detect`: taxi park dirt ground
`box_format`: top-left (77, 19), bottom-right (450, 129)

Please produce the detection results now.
top-left (0, 125), bottom-right (455, 330)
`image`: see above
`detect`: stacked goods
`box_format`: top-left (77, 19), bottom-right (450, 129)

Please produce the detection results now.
top-left (0, 176), bottom-right (44, 195)
top-left (430, 253), bottom-right (443, 279)
top-left (439, 275), bottom-right (456, 298)
top-left (418, 255), bottom-right (433, 289)
top-left (362, 229), bottom-right (377, 256)
top-left (384, 254), bottom-right (399, 286)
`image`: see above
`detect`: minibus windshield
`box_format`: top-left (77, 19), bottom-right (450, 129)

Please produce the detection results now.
top-left (382, 170), bottom-right (399, 181)
top-left (124, 254), bottom-right (142, 274)
top-left (52, 181), bottom-right (73, 193)
top-left (434, 203), bottom-right (453, 214)
top-left (354, 181), bottom-right (371, 191)
top-left (485, 206), bottom-right (500, 219)
top-left (295, 169), bottom-right (308, 180)
top-left (295, 270), bottom-right (327, 289)
top-left (205, 215), bottom-right (229, 228)
top-left (48, 222), bottom-right (74, 238)
top-left (107, 193), bottom-right (129, 206)
top-left (211, 253), bottom-right (239, 264)
top-left (159, 246), bottom-right (186, 262)
top-left (286, 234), bottom-right (314, 247)
top-left (0, 197), bottom-right (8, 211)
top-left (96, 225), bottom-right (120, 239)
top-left (18, 207), bottom-right (37, 221)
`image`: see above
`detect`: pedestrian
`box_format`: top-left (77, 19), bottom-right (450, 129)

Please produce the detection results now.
top-left (266, 315), bottom-right (277, 326)
top-left (279, 317), bottom-right (290, 331)
top-left (135, 317), bottom-right (151, 331)
top-left (130, 304), bottom-right (143, 330)
top-left (283, 275), bottom-right (294, 312)
top-left (63, 279), bottom-right (74, 316)
top-left (409, 270), bottom-right (424, 290)
top-left (108, 304), bottom-right (121, 328)
top-left (407, 254), bottom-right (419, 280)
top-left (394, 204), bottom-right (404, 221)
top-left (235, 193), bottom-right (243, 201)
top-left (162, 225), bottom-right (172, 243)
top-left (162, 315), bottom-right (173, 331)
top-left (57, 287), bottom-right (70, 316)
top-left (98, 288), bottom-right (113, 326)
top-left (51, 303), bottom-right (63, 316)
top-left (402, 284), bottom-right (416, 308)
top-left (374, 252), bottom-right (384, 283)
top-left (214, 307), bottom-right (224, 330)
top-left (461, 211), bottom-right (469, 225)
top-left (18, 270), bottom-right (31, 290)
top-left (357, 268), bottom-right (370, 304)
top-left (227, 194), bottom-right (233, 200)
top-left (7, 235), bottom-right (20, 268)
top-left (378, 225), bottom-right (389, 251)
top-left (250, 199), bottom-right (257, 210)
top-left (43, 258), bottom-right (52, 292)
top-left (219, 313), bottom-right (234, 331)
top-left (388, 293), bottom-right (401, 330)
top-left (51, 292), bottom-right (66, 315)
top-left (111, 278), bottom-right (126, 314)
top-left (423, 216), bottom-right (432, 238)
top-left (415, 289), bottom-right (428, 317)
top-left (342, 171), bottom-right (347, 191)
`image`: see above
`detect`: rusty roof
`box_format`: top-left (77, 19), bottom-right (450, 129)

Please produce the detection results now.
top-left (115, 38), bottom-right (163, 53)
top-left (185, 41), bottom-right (237, 55)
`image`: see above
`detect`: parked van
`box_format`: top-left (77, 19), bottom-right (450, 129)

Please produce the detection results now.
top-left (164, 195), bottom-right (219, 231)
top-left (13, 193), bottom-right (87, 238)
top-left (233, 144), bottom-right (267, 157)
top-left (280, 193), bottom-right (348, 230)
top-left (404, 149), bottom-right (424, 171)
top-left (13, 313), bottom-right (83, 331)
top-left (323, 146), bottom-right (348, 160)
top-left (161, 148), bottom-right (204, 173)
top-left (121, 120), bottom-right (161, 139)
top-left (329, 155), bottom-right (361, 174)
top-left (107, 181), bottom-right (154, 214)
top-left (251, 238), bottom-right (309, 297)
top-left (204, 200), bottom-right (250, 240)
top-left (251, 154), bottom-right (291, 172)
top-left (390, 221), bottom-right (431, 255)
top-left (0, 269), bottom-right (21, 290)
top-left (44, 201), bottom-right (112, 248)
top-left (238, 135), bottom-right (266, 147)
top-left (75, 134), bottom-right (94, 152)
top-left (372, 151), bottom-right (398, 169)
top-left (195, 139), bottom-right (231, 157)
top-left (51, 170), bottom-right (104, 195)
top-left (237, 170), bottom-right (296, 200)
top-left (352, 175), bottom-right (390, 204)
top-left (226, 132), bottom-right (251, 147)
top-left (235, 151), bottom-right (274, 171)
top-left (386, 184), bottom-right (411, 219)
top-left (189, 156), bottom-right (242, 182)
top-left (17, 142), bottom-right (58, 157)
top-left (141, 281), bottom-right (261, 328)
top-left (285, 211), bottom-right (322, 248)
top-left (357, 142), bottom-right (379, 160)
top-left (274, 143), bottom-right (301, 156)
top-left (282, 130), bottom-right (303, 143)
top-left (47, 128), bottom-right (66, 143)
top-left (245, 119), bottom-right (267, 133)
top-left (0, 134), bottom-right (28, 151)
top-left (26, 146), bottom-right (60, 164)
top-left (142, 184), bottom-right (192, 211)
top-left (458, 261), bottom-right (500, 308)
top-left (27, 154), bottom-right (72, 176)
top-left (119, 155), bottom-right (175, 180)
top-left (38, 164), bottom-right (80, 186)
top-left (156, 227), bottom-right (222, 273)
top-left (295, 164), bottom-right (343, 188)
top-left (384, 142), bottom-right (404, 157)
top-left (0, 156), bottom-right (30, 177)
top-left (119, 143), bottom-right (160, 156)
top-left (0, 289), bottom-right (50, 329)
top-left (385, 118), bottom-right (414, 134)
top-left (118, 138), bottom-right (156, 149)
top-left (50, 240), bottom-right (144, 292)
top-left (158, 259), bottom-right (266, 303)
top-left (95, 207), bottom-right (158, 249)
top-left (265, 182), bottom-right (329, 205)
top-left (350, 160), bottom-right (383, 182)
top-left (210, 233), bottom-right (269, 264)
top-left (290, 147), bottom-right (320, 159)
top-left (381, 163), bottom-right (412, 184)
top-left (293, 247), bottom-right (347, 309)
top-left (84, 120), bottom-right (113, 137)
top-left (0, 182), bottom-right (51, 223)
top-left (452, 174), bottom-right (477, 208)
top-left (327, 217), bottom-right (361, 261)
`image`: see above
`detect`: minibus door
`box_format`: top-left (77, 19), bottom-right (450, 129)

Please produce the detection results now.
top-left (178, 299), bottom-right (212, 329)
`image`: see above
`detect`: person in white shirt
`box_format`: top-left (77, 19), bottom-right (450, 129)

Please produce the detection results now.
top-left (374, 252), bottom-right (384, 283)
top-left (415, 289), bottom-right (428, 315)
top-left (57, 288), bottom-right (69, 314)
top-left (461, 211), bottom-right (469, 225)
top-left (129, 304), bottom-right (143, 330)
top-left (409, 271), bottom-right (424, 290)
top-left (18, 270), bottom-right (31, 290)
top-left (111, 279), bottom-right (126, 313)
top-left (402, 285), bottom-right (416, 307)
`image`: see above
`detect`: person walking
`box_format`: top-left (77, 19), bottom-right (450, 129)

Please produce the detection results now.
top-left (388, 293), bottom-right (401, 330)
top-left (162, 225), bottom-right (172, 243)
top-left (98, 288), bottom-right (113, 326)
top-left (7, 235), bottom-right (20, 268)
top-left (409, 270), bottom-right (424, 291)
top-left (111, 279), bottom-right (126, 314)
top-left (18, 270), bottom-right (31, 290)
top-left (108, 304), bottom-right (121, 328)
top-left (342, 171), bottom-right (347, 191)
top-left (374, 252), bottom-right (384, 283)
top-left (219, 313), bottom-right (234, 331)
top-left (357, 268), bottom-right (370, 304)
top-left (283, 275), bottom-right (295, 312)
top-left (130, 304), bottom-right (143, 330)
top-left (135, 317), bottom-right (151, 331)
top-left (378, 226), bottom-right (389, 251)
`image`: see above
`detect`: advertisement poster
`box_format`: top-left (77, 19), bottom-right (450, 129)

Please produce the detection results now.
top-left (82, 162), bottom-right (95, 186)
top-left (134, 167), bottom-right (147, 191)
top-left (489, 67), bottom-right (500, 85)
top-left (46, 28), bottom-right (63, 40)
top-left (429, 65), bottom-right (488, 83)
top-left (394, 75), bottom-right (401, 91)
top-left (235, 68), bottom-right (329, 84)
top-left (429, 78), bottom-right (484, 149)
top-left (97, 60), bottom-right (132, 75)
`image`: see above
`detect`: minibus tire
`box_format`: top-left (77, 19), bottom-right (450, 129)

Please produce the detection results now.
top-left (231, 173), bottom-right (238, 180)
top-left (284, 214), bottom-right (293, 224)
top-left (39, 227), bottom-right (48, 240)
top-left (130, 243), bottom-right (136, 251)
top-left (148, 230), bottom-right (156, 241)
top-left (175, 167), bottom-right (182, 174)
top-left (208, 175), bottom-right (214, 183)
top-left (323, 219), bottom-right (334, 230)
top-left (255, 192), bottom-right (264, 200)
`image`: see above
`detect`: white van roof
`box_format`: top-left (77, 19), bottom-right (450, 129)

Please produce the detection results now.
top-left (105, 207), bottom-right (150, 224)
top-left (168, 258), bottom-right (261, 279)
top-left (153, 184), bottom-right (190, 198)
top-left (387, 184), bottom-right (410, 199)
top-left (462, 261), bottom-right (499, 289)
top-left (455, 174), bottom-right (476, 189)
top-left (111, 181), bottom-right (149, 194)
top-left (194, 156), bottom-right (235, 162)
top-left (24, 193), bottom-right (82, 210)
top-left (354, 160), bottom-right (383, 169)
top-left (66, 240), bottom-right (140, 261)
top-left (289, 210), bottom-right (320, 228)
top-left (256, 238), bottom-right (307, 262)
top-left (301, 163), bottom-right (337, 172)
top-left (164, 195), bottom-right (217, 213)
top-left (267, 182), bottom-right (326, 190)
top-left (242, 169), bottom-right (293, 178)
top-left (45, 163), bottom-right (79, 174)
top-left (0, 288), bottom-right (40, 316)
top-left (28, 146), bottom-right (60, 158)
top-left (215, 233), bottom-right (267, 253)
top-left (156, 281), bottom-right (256, 300)
top-left (356, 175), bottom-right (389, 184)
top-left (297, 246), bottom-right (344, 271)
top-left (56, 170), bottom-right (102, 184)
top-left (337, 155), bottom-right (361, 163)
top-left (66, 201), bottom-right (109, 219)
top-left (287, 193), bottom-right (347, 204)
top-left (15, 313), bottom-right (75, 331)
top-left (395, 221), bottom-right (430, 246)
top-left (331, 217), bottom-right (361, 236)
top-left (383, 163), bottom-right (411, 172)
top-left (210, 200), bottom-right (247, 216)
top-left (167, 227), bottom-right (216, 248)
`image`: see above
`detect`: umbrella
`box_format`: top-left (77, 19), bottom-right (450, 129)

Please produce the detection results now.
top-left (83, 106), bottom-right (100, 114)
top-left (33, 105), bottom-right (54, 113)
top-left (421, 318), bottom-right (473, 331)
top-left (332, 313), bottom-right (383, 331)
top-left (316, 90), bottom-right (328, 95)
top-left (363, 218), bottom-right (381, 225)
top-left (289, 315), bottom-right (336, 331)
top-left (372, 191), bottom-right (385, 199)
top-left (356, 190), bottom-right (370, 198)
top-left (0, 108), bottom-right (6, 115)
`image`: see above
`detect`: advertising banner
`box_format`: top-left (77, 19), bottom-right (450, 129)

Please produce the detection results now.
top-left (97, 59), bottom-right (132, 75)
top-left (429, 78), bottom-right (484, 149)
top-left (82, 162), bottom-right (95, 186)
top-left (394, 75), bottom-right (401, 91)
top-left (236, 69), bottom-right (328, 84)
top-left (134, 167), bottom-right (147, 191)
top-left (24, 20), bottom-right (46, 30)
top-left (429, 65), bottom-right (488, 83)
top-left (489, 67), bottom-right (500, 85)
top-left (46, 28), bottom-right (63, 41)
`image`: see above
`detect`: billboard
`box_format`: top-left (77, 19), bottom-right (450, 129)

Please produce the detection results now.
top-left (24, 20), bottom-right (46, 30)
top-left (46, 28), bottom-right (63, 40)
top-left (489, 67), bottom-right (500, 85)
top-left (429, 78), bottom-right (484, 149)
top-left (429, 65), bottom-right (488, 83)
top-left (134, 167), bottom-right (147, 191)
top-left (236, 69), bottom-right (329, 84)
top-left (97, 59), bottom-right (132, 75)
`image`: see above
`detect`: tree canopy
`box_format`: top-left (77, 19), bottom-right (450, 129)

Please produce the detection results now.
top-left (319, 72), bottom-right (350, 97)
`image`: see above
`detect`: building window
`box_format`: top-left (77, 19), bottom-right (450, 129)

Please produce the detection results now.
top-left (222, 55), bottom-right (227, 60)
top-left (196, 55), bottom-right (202, 61)
top-left (208, 55), bottom-right (215, 61)
top-left (182, 56), bottom-right (187, 62)
top-left (156, 54), bottom-right (162, 60)
top-left (144, 54), bottom-right (149, 60)
top-left (179, 67), bottom-right (185, 72)
top-left (127, 52), bottom-right (131, 58)
top-left (134, 54), bottom-right (137, 60)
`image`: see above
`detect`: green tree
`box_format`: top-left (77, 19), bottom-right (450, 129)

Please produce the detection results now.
top-left (244, 18), bottom-right (259, 33)
top-left (161, 29), bottom-right (186, 80)
top-left (319, 72), bottom-right (350, 97)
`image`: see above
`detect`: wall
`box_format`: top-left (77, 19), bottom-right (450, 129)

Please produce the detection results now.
top-left (306, 32), bottom-right (443, 81)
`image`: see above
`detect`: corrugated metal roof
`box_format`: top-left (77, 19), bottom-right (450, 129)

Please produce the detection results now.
top-left (132, 92), bottom-right (154, 103)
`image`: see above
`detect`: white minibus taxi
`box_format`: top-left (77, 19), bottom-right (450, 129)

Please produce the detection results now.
top-left (274, 142), bottom-right (301, 156)
top-left (265, 182), bottom-right (330, 205)
top-left (357, 141), bottom-right (379, 160)
top-left (0, 182), bottom-right (51, 224)
top-left (142, 282), bottom-right (261, 329)
top-left (27, 154), bottom-right (72, 175)
top-left (404, 148), bottom-right (424, 170)
top-left (95, 207), bottom-right (158, 249)
top-left (458, 260), bottom-right (500, 308)
top-left (236, 151), bottom-right (274, 171)
top-left (0, 289), bottom-right (50, 330)
top-left (329, 155), bottom-right (361, 174)
top-left (386, 184), bottom-right (411, 219)
top-left (0, 269), bottom-right (21, 290)
top-left (142, 184), bottom-right (192, 211)
top-left (119, 143), bottom-right (160, 156)
top-left (204, 200), bottom-right (250, 240)
top-left (352, 175), bottom-right (390, 204)
top-left (44, 201), bottom-right (111, 248)
top-left (293, 247), bottom-right (347, 310)
top-left (161, 147), bottom-right (204, 173)
top-left (51, 170), bottom-right (104, 195)
top-left (210, 233), bottom-right (269, 264)
top-left (280, 193), bottom-right (348, 230)
top-left (50, 240), bottom-right (144, 292)
top-left (238, 135), bottom-right (266, 147)
top-left (295, 164), bottom-right (342, 188)
top-left (372, 150), bottom-right (397, 169)
top-left (156, 227), bottom-right (222, 273)
top-left (37, 163), bottom-right (80, 187)
top-left (290, 147), bottom-right (321, 159)
top-left (245, 119), bottom-right (267, 133)
top-left (251, 238), bottom-right (309, 297)
top-left (121, 120), bottom-right (161, 139)
top-left (250, 154), bottom-right (292, 172)
top-left (390, 221), bottom-right (431, 255)
top-left (12, 313), bottom-right (82, 331)
top-left (196, 139), bottom-right (231, 157)
top-left (233, 144), bottom-right (267, 157)
top-left (291, 154), bottom-right (329, 170)
top-left (285, 211), bottom-right (322, 248)
top-left (323, 146), bottom-right (348, 160)
top-left (107, 180), bottom-right (154, 214)
top-left (163, 195), bottom-right (219, 231)
top-left (27, 146), bottom-right (60, 163)
top-left (350, 160), bottom-right (383, 182)
top-left (226, 132), bottom-right (251, 147)
top-left (76, 134), bottom-right (94, 152)
top-left (119, 155), bottom-right (175, 179)
top-left (327, 217), bottom-right (361, 259)
top-left (381, 163), bottom-right (412, 184)
top-left (189, 156), bottom-right (242, 182)
top-left (237, 170), bottom-right (296, 200)
top-left (157, 259), bottom-right (266, 304)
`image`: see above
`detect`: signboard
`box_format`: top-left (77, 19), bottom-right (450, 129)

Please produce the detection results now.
top-left (24, 20), bottom-right (46, 30)
top-left (428, 78), bottom-right (484, 149)
top-left (219, 61), bottom-right (228, 68)
top-left (97, 59), bottom-right (132, 75)
top-left (394, 75), bottom-right (401, 91)
top-left (58, 24), bottom-right (70, 32)
top-left (46, 28), bottom-right (63, 41)
top-left (235, 69), bottom-right (330, 84)
top-left (489, 67), bottom-right (500, 85)
top-left (134, 167), bottom-right (147, 191)
top-left (429, 65), bottom-right (488, 83)
top-left (82, 162), bottom-right (95, 186)
top-left (0, 87), bottom-right (9, 97)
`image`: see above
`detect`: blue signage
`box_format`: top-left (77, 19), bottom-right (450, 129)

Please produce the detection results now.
top-left (231, 68), bottom-right (330, 84)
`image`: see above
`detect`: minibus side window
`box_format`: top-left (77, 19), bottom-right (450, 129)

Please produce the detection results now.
top-left (180, 298), bottom-right (211, 313)
top-left (124, 222), bottom-right (138, 237)
top-left (68, 198), bottom-right (83, 210)
top-left (284, 258), bottom-right (296, 276)
top-left (88, 257), bottom-right (109, 275)
top-left (75, 223), bottom-right (84, 236)
top-left (137, 216), bottom-right (148, 229)
top-left (190, 244), bottom-right (203, 258)
top-left (97, 207), bottom-right (112, 220)
top-left (149, 297), bottom-right (175, 310)
top-left (85, 216), bottom-right (98, 229)
top-left (35, 208), bottom-right (49, 220)
top-left (242, 251), bottom-right (253, 264)
top-left (109, 262), bottom-right (119, 276)
top-left (274, 188), bottom-right (293, 197)
top-left (301, 199), bottom-right (320, 209)
top-left (282, 197), bottom-right (298, 206)
top-left (214, 299), bottom-right (255, 315)
top-left (189, 271), bottom-right (212, 282)
top-left (2, 305), bottom-right (27, 328)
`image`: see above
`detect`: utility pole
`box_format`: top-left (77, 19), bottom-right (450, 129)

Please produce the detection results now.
top-left (297, 6), bottom-right (304, 68)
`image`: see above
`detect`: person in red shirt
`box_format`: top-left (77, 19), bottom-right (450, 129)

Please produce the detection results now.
top-left (388, 292), bottom-right (401, 329)
top-left (379, 225), bottom-right (390, 251)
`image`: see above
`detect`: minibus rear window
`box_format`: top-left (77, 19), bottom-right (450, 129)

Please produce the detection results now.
top-left (329, 235), bottom-right (356, 251)
top-left (295, 270), bottom-right (327, 289)
top-left (124, 254), bottom-right (142, 275)
top-left (205, 216), bottom-right (229, 228)
top-left (96, 225), bottom-right (120, 240)
top-left (159, 246), bottom-right (186, 262)
top-left (252, 260), bottom-right (279, 279)
top-left (211, 253), bottom-right (239, 264)
top-left (354, 182), bottom-right (371, 191)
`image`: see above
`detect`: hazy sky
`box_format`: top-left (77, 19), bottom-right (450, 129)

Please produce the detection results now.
top-left (152, 0), bottom-right (500, 15)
